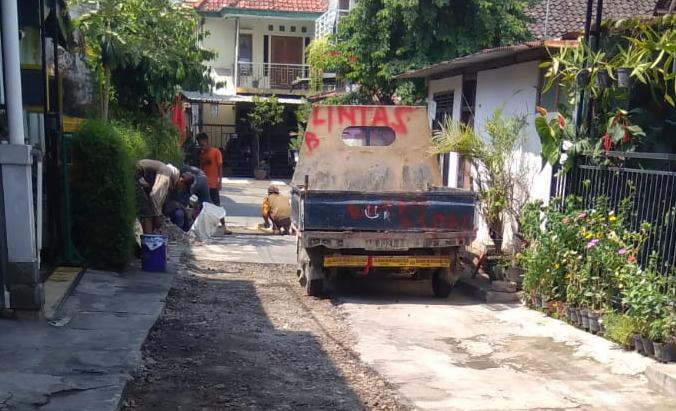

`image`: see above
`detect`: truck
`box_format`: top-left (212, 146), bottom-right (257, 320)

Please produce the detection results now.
top-left (291, 105), bottom-right (476, 297)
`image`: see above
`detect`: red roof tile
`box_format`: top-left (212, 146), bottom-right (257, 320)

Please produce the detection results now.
top-left (527, 0), bottom-right (660, 39)
top-left (187, 0), bottom-right (328, 13)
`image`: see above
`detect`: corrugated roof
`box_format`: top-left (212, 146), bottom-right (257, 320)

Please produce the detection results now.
top-left (527, 0), bottom-right (659, 39)
top-left (186, 0), bottom-right (328, 14)
top-left (397, 40), bottom-right (578, 79)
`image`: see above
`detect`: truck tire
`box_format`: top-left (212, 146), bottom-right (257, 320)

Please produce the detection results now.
top-left (432, 268), bottom-right (453, 298)
top-left (301, 247), bottom-right (324, 297)
top-left (432, 248), bottom-right (459, 298)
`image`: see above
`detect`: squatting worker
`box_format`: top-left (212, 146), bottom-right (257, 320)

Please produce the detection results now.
top-left (136, 159), bottom-right (191, 234)
top-left (197, 132), bottom-right (223, 206)
top-left (180, 165), bottom-right (211, 216)
top-left (162, 168), bottom-right (204, 232)
top-left (262, 185), bottom-right (292, 235)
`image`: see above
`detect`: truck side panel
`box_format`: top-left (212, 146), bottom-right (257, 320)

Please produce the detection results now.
top-left (296, 191), bottom-right (474, 233)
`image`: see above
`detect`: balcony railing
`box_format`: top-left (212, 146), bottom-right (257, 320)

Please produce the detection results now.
top-left (315, 8), bottom-right (350, 39)
top-left (237, 62), bottom-right (310, 90)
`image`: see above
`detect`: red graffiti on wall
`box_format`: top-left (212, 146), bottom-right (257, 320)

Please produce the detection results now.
top-left (305, 131), bottom-right (320, 152)
top-left (309, 106), bottom-right (416, 135)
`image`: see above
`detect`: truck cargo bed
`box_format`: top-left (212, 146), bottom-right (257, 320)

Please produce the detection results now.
top-left (293, 189), bottom-right (475, 233)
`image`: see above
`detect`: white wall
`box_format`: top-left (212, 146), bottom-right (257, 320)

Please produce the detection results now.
top-left (427, 75), bottom-right (462, 188)
top-left (472, 60), bottom-right (553, 250)
top-left (238, 17), bottom-right (315, 65)
top-left (205, 16), bottom-right (315, 69)
top-left (202, 16), bottom-right (316, 94)
top-left (203, 17), bottom-right (237, 69)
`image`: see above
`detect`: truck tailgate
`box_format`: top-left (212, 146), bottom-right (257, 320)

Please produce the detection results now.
top-left (295, 190), bottom-right (475, 232)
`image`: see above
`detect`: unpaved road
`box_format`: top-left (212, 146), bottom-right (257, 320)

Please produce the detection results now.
top-left (121, 261), bottom-right (410, 411)
top-left (122, 179), bottom-right (676, 411)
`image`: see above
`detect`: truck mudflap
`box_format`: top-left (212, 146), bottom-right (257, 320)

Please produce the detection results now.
top-left (324, 255), bottom-right (450, 268)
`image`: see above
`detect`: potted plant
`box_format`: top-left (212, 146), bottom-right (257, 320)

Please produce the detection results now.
top-left (602, 313), bottom-right (635, 350)
top-left (595, 66), bottom-right (612, 88)
top-left (649, 316), bottom-right (676, 363)
top-left (254, 160), bottom-right (268, 180)
top-left (247, 96), bottom-right (284, 174)
top-left (612, 44), bottom-right (649, 88)
top-left (577, 68), bottom-right (591, 87)
top-left (431, 110), bottom-right (529, 278)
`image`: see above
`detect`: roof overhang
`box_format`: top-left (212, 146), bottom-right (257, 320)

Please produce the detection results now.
top-left (200, 8), bottom-right (324, 20)
top-left (182, 90), bottom-right (305, 105)
top-left (396, 40), bottom-right (579, 81)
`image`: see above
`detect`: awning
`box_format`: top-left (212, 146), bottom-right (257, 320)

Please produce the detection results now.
top-left (181, 91), bottom-right (305, 105)
top-left (397, 40), bottom-right (578, 80)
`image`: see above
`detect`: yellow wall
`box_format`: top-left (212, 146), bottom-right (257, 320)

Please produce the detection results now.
top-left (202, 102), bottom-right (236, 125)
top-left (204, 15), bottom-right (316, 68)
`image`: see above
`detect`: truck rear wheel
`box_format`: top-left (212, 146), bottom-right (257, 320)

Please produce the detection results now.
top-left (432, 268), bottom-right (453, 298)
top-left (300, 247), bottom-right (324, 297)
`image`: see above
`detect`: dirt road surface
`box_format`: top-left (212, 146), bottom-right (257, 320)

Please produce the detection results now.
top-left (121, 261), bottom-right (410, 411)
top-left (122, 179), bottom-right (676, 411)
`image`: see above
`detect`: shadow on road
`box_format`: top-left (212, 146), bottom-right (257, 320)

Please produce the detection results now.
top-left (122, 275), bottom-right (363, 410)
top-left (315, 271), bottom-right (508, 308)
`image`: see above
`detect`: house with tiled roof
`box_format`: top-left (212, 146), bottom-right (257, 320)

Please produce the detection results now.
top-left (397, 0), bottom-right (664, 250)
top-left (181, 0), bottom-right (329, 177)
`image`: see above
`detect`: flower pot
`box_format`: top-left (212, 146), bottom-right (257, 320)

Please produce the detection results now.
top-left (534, 294), bottom-right (543, 308)
top-left (577, 69), bottom-right (591, 87)
top-left (506, 267), bottom-right (524, 289)
top-left (580, 309), bottom-right (590, 330)
top-left (253, 168), bottom-right (267, 180)
top-left (566, 306), bottom-right (574, 323)
top-left (654, 342), bottom-right (666, 363)
top-left (588, 311), bottom-right (601, 334)
top-left (641, 336), bottom-right (655, 357)
top-left (596, 70), bottom-right (611, 88)
top-left (617, 67), bottom-right (632, 87)
top-left (569, 306), bottom-right (579, 325)
top-left (633, 334), bottom-right (645, 354)
top-left (664, 341), bottom-right (676, 363)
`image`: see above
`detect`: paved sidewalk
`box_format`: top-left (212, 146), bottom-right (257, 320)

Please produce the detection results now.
top-left (189, 177), bottom-right (297, 265)
top-left (0, 255), bottom-right (177, 410)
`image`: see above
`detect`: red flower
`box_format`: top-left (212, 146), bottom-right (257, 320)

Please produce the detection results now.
top-left (557, 113), bottom-right (566, 130)
top-left (628, 255), bottom-right (637, 263)
top-left (602, 133), bottom-right (614, 151)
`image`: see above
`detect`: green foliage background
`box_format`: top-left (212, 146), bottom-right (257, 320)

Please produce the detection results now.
top-left (71, 120), bottom-right (136, 271)
top-left (336, 0), bottom-right (533, 103)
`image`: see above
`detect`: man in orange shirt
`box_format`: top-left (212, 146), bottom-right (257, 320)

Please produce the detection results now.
top-left (197, 132), bottom-right (223, 206)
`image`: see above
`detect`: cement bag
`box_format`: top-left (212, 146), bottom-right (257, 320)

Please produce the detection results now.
top-left (190, 202), bottom-right (226, 241)
top-left (134, 220), bottom-right (144, 248)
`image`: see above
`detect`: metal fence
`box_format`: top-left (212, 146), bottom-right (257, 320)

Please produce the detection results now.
top-left (237, 62), bottom-right (309, 90)
top-left (554, 151), bottom-right (676, 274)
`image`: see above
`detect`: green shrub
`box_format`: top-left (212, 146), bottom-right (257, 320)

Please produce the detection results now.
top-left (602, 313), bottom-right (635, 348)
top-left (139, 118), bottom-right (183, 166)
top-left (112, 120), bottom-right (149, 161)
top-left (71, 120), bottom-right (136, 271)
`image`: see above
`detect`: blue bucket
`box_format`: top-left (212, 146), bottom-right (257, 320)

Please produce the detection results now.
top-left (141, 234), bottom-right (168, 272)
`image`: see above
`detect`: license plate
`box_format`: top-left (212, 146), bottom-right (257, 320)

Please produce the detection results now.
top-left (364, 238), bottom-right (412, 250)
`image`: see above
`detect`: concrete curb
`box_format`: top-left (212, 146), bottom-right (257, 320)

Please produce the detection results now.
top-left (646, 363), bottom-right (676, 396)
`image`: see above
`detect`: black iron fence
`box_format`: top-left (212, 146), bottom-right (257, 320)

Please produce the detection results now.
top-left (554, 152), bottom-right (676, 274)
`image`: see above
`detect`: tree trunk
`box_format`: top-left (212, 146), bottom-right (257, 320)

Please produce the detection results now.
top-left (101, 65), bottom-right (111, 121)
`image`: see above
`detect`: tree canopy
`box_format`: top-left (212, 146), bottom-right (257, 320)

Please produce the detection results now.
top-left (336, 0), bottom-right (533, 103)
top-left (73, 0), bottom-right (214, 118)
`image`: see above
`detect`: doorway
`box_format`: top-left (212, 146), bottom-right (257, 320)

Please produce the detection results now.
top-left (270, 36), bottom-right (304, 89)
